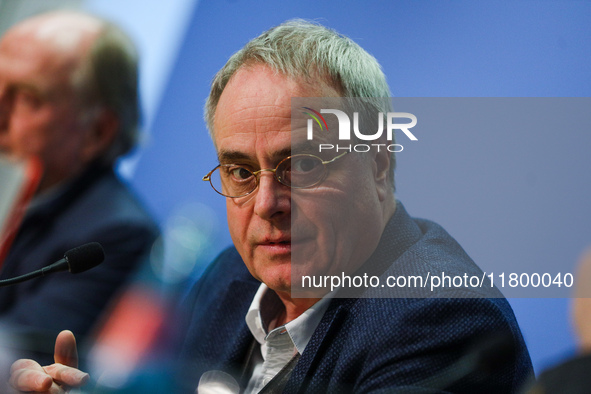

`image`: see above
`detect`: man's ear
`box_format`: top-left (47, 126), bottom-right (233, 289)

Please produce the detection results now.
top-left (373, 145), bottom-right (392, 202)
top-left (81, 108), bottom-right (119, 163)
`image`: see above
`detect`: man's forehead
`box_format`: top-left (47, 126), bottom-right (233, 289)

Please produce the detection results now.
top-left (0, 13), bottom-right (100, 79)
top-left (217, 68), bottom-right (293, 113)
top-left (217, 65), bottom-right (341, 112)
top-left (0, 43), bottom-right (78, 94)
top-left (9, 12), bottom-right (101, 51)
top-left (211, 64), bottom-right (344, 160)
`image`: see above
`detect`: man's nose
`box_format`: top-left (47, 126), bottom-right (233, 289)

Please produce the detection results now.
top-left (253, 172), bottom-right (290, 221)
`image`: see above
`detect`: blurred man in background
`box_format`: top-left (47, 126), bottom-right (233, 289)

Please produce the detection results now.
top-left (0, 10), bottom-right (158, 365)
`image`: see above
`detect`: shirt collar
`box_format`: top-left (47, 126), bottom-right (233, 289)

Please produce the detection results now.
top-left (245, 283), bottom-right (331, 355)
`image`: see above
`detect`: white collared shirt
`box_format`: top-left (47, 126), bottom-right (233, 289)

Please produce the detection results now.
top-left (197, 284), bottom-right (331, 393)
top-left (244, 284), bottom-right (331, 393)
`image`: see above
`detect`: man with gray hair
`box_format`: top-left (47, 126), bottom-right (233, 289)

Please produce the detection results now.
top-left (10, 20), bottom-right (531, 393)
top-left (0, 11), bottom-right (158, 365)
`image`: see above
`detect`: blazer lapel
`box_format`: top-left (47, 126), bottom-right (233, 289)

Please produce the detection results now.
top-left (284, 298), bottom-right (355, 393)
top-left (183, 277), bottom-right (260, 383)
top-left (213, 279), bottom-right (260, 370)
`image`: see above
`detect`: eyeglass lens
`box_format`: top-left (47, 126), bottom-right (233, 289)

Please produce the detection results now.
top-left (209, 155), bottom-right (327, 197)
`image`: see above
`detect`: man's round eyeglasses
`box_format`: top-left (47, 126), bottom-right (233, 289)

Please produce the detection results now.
top-left (202, 152), bottom-right (348, 198)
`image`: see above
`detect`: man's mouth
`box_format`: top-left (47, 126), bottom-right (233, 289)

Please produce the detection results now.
top-left (256, 238), bottom-right (292, 253)
top-left (265, 240), bottom-right (290, 245)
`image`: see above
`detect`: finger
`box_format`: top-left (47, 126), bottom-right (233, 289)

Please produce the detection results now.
top-left (9, 376), bottom-right (66, 394)
top-left (21, 383), bottom-right (67, 394)
top-left (9, 360), bottom-right (68, 394)
top-left (10, 358), bottom-right (45, 374)
top-left (9, 361), bottom-right (52, 392)
top-left (54, 330), bottom-right (78, 368)
top-left (43, 364), bottom-right (89, 388)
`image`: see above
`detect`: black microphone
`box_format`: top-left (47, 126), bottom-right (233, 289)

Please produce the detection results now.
top-left (0, 242), bottom-right (105, 287)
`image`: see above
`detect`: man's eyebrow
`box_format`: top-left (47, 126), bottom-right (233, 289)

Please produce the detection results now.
top-left (217, 150), bottom-right (252, 163)
top-left (12, 82), bottom-right (48, 99)
top-left (274, 147), bottom-right (292, 160)
top-left (217, 142), bottom-right (317, 164)
top-left (291, 141), bottom-right (318, 154)
top-left (218, 147), bottom-right (296, 164)
top-left (218, 148), bottom-right (293, 163)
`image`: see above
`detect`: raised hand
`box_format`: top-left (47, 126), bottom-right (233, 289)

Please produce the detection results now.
top-left (9, 330), bottom-right (89, 393)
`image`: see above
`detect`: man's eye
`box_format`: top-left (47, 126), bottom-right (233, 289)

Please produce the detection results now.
top-left (229, 166), bottom-right (253, 181)
top-left (14, 90), bottom-right (43, 110)
top-left (291, 157), bottom-right (321, 173)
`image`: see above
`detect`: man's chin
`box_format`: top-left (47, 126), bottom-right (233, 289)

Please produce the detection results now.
top-left (261, 276), bottom-right (292, 294)
top-left (250, 258), bottom-right (291, 288)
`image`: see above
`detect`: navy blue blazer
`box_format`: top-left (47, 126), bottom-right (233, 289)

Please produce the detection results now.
top-left (178, 203), bottom-right (533, 393)
top-left (0, 163), bottom-right (159, 363)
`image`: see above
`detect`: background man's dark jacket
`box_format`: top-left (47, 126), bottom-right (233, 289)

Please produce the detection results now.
top-left (0, 163), bottom-right (159, 364)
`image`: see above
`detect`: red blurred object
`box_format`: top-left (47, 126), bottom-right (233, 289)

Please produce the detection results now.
top-left (89, 284), bottom-right (167, 384)
top-left (0, 156), bottom-right (42, 267)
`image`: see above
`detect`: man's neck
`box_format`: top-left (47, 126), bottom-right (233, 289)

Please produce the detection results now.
top-left (273, 291), bottom-right (321, 327)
